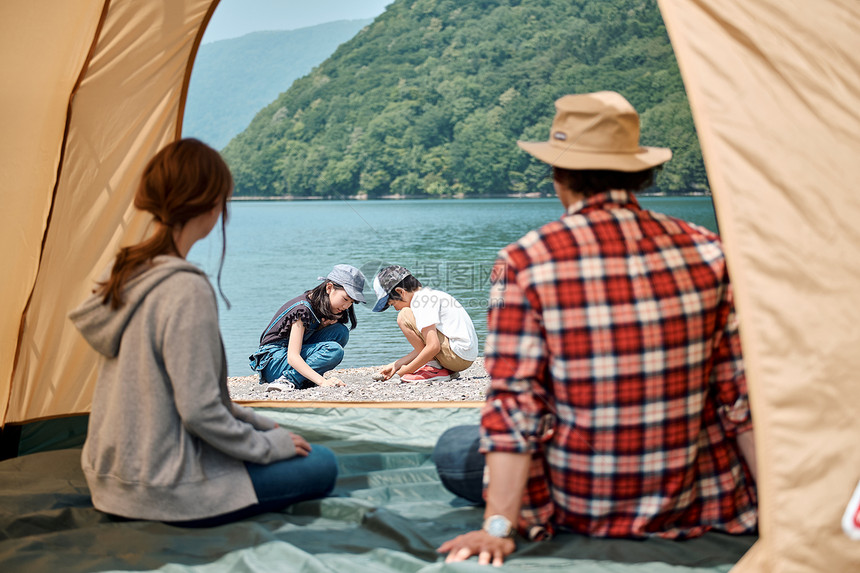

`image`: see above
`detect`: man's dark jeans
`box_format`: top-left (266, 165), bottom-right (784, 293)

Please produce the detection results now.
top-left (432, 424), bottom-right (485, 504)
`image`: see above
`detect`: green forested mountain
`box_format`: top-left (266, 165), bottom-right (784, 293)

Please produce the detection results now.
top-left (223, 0), bottom-right (707, 197)
top-left (183, 19), bottom-right (372, 149)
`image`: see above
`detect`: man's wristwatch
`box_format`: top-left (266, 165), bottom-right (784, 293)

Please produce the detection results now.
top-left (482, 514), bottom-right (514, 538)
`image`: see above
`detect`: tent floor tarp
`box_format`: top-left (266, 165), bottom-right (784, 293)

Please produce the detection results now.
top-left (0, 406), bottom-right (755, 572)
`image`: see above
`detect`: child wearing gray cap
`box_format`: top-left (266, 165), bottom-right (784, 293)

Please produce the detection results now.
top-left (249, 264), bottom-right (366, 391)
top-left (372, 265), bottom-right (478, 383)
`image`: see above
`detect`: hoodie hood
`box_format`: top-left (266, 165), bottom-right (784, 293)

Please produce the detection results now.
top-left (69, 256), bottom-right (208, 358)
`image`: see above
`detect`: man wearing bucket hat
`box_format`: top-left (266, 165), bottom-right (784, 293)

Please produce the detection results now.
top-left (437, 92), bottom-right (757, 565)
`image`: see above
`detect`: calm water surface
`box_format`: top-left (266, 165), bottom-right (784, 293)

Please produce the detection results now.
top-left (189, 197), bottom-right (717, 376)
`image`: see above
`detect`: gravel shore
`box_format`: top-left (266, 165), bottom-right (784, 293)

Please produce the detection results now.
top-left (228, 357), bottom-right (489, 402)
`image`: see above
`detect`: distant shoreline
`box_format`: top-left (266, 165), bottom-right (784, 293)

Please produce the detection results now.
top-left (229, 191), bottom-right (712, 202)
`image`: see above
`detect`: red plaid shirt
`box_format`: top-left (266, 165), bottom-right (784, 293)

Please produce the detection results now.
top-left (481, 191), bottom-right (757, 539)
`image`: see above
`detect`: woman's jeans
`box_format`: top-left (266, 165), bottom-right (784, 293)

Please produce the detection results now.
top-left (432, 424), bottom-right (485, 504)
top-left (251, 324), bottom-right (349, 389)
top-left (171, 444), bottom-right (339, 527)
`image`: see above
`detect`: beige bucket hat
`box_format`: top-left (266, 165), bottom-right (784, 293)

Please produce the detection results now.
top-left (517, 91), bottom-right (672, 172)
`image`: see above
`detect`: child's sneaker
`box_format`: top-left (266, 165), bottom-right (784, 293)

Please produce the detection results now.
top-left (266, 376), bottom-right (296, 392)
top-left (401, 365), bottom-right (452, 383)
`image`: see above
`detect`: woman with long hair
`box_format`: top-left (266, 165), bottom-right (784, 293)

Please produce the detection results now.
top-left (70, 139), bottom-right (337, 526)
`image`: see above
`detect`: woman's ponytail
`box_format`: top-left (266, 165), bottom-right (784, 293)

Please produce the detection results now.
top-left (99, 222), bottom-right (178, 309)
top-left (96, 139), bottom-right (233, 309)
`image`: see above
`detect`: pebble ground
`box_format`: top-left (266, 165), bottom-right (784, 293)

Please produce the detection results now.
top-left (228, 357), bottom-right (489, 402)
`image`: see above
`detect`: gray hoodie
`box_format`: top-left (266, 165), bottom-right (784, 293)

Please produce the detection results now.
top-left (70, 256), bottom-right (296, 521)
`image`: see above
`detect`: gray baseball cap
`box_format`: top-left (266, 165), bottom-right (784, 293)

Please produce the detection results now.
top-left (371, 265), bottom-right (411, 312)
top-left (319, 264), bottom-right (366, 303)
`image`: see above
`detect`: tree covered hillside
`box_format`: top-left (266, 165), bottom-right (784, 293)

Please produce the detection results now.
top-left (223, 0), bottom-right (706, 197)
top-left (184, 19), bottom-right (372, 149)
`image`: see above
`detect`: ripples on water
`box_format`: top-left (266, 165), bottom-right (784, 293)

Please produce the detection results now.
top-left (189, 197), bottom-right (717, 376)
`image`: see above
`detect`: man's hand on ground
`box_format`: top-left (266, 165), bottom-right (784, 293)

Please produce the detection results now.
top-left (437, 530), bottom-right (516, 567)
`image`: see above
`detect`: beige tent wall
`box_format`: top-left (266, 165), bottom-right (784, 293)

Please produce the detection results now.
top-left (659, 0), bottom-right (860, 571)
top-left (2, 0), bottom-right (219, 425)
top-left (0, 0), bottom-right (106, 427)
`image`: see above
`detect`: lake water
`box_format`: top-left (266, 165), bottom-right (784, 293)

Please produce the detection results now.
top-left (188, 196), bottom-right (717, 377)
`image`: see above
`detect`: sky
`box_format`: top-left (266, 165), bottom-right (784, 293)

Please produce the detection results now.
top-left (202, 0), bottom-right (393, 43)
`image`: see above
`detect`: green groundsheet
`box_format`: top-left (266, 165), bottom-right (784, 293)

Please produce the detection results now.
top-left (0, 406), bottom-right (755, 572)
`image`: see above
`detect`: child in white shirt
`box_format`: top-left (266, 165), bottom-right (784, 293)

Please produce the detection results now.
top-left (372, 265), bottom-right (478, 382)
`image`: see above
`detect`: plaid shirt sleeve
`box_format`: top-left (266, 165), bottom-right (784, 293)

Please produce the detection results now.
top-left (710, 282), bottom-right (752, 436)
top-left (481, 249), bottom-right (554, 454)
top-left (480, 249), bottom-right (559, 539)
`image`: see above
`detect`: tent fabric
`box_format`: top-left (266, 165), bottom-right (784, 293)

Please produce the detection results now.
top-left (0, 0), bottom-right (105, 427)
top-left (658, 1), bottom-right (860, 570)
top-left (0, 406), bottom-right (756, 572)
top-left (1, 0), bottom-right (219, 425)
